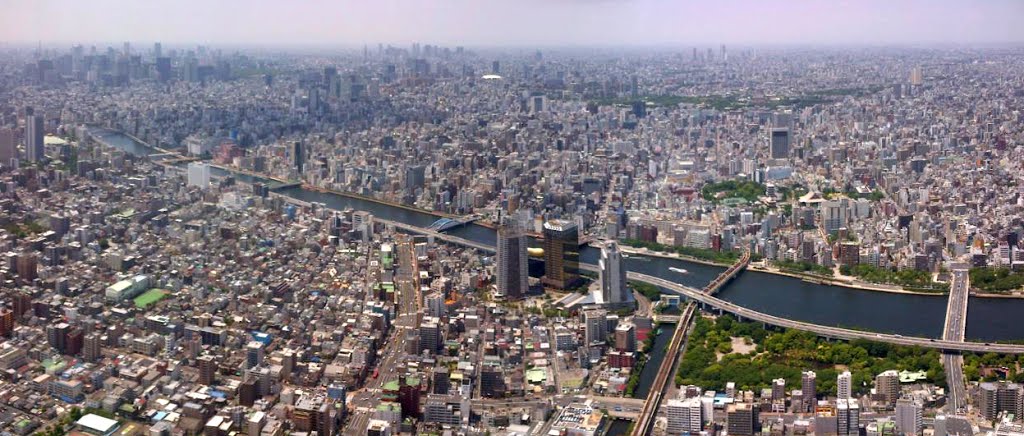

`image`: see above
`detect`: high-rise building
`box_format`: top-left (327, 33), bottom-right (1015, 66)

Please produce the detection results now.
top-left (875, 370), bottom-right (900, 408)
top-left (480, 363), bottom-right (506, 398)
top-left (895, 397), bottom-right (923, 436)
top-left (47, 322), bottom-right (70, 354)
top-left (0, 127), bottom-right (15, 165)
top-left (187, 162), bottom-right (211, 189)
top-left (405, 164), bottom-right (425, 191)
top-left (583, 309), bottom-right (607, 346)
top-left (979, 381), bottom-right (1024, 421)
top-left (419, 316), bottom-right (441, 354)
top-left (823, 199), bottom-right (849, 235)
top-left (801, 371), bottom-right (817, 412)
top-left (666, 397), bottom-right (703, 434)
top-left (599, 241), bottom-right (629, 305)
top-left (726, 403), bottom-right (758, 436)
top-left (496, 219), bottom-right (528, 300)
top-left (291, 141), bottom-right (304, 173)
top-left (909, 66), bottom-right (923, 86)
top-left (613, 323), bottom-right (636, 352)
top-left (542, 219), bottom-right (579, 290)
top-left (432, 367), bottom-right (450, 395)
top-left (156, 57), bottom-right (172, 81)
top-left (0, 308), bottom-right (13, 338)
top-left (838, 370), bottom-right (852, 400)
top-left (246, 341), bottom-right (264, 369)
top-left (83, 332), bottom-right (103, 362)
top-left (769, 127), bottom-right (790, 160)
top-left (198, 354), bottom-right (217, 385)
top-left (24, 107), bottom-right (44, 163)
top-left (837, 398), bottom-right (860, 436)
top-left (772, 378), bottom-right (786, 401)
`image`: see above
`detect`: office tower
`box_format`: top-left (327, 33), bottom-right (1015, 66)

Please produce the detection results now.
top-left (726, 403), bottom-right (758, 436)
top-left (480, 364), bottom-right (506, 398)
top-left (419, 316), bottom-right (441, 354)
top-left (875, 370), bottom-right (900, 408)
top-left (153, 42), bottom-right (161, 58)
top-left (583, 309), bottom-right (607, 346)
top-left (291, 141), bottom-right (303, 173)
top-left (246, 341), bottom-right (264, 369)
top-left (405, 164), bottom-right (425, 190)
top-left (307, 87), bottom-right (320, 113)
top-left (496, 219), bottom-right (528, 300)
top-left (614, 323), bottom-right (636, 352)
top-left (433, 367), bottom-right (450, 395)
top-left (0, 127), bottom-right (15, 165)
top-left (837, 398), bottom-right (860, 436)
top-left (838, 370), bottom-right (852, 400)
top-left (823, 200), bottom-right (849, 236)
top-left (772, 378), bottom-right (786, 401)
top-left (156, 57), bottom-right (172, 82)
top-left (769, 127), bottom-right (790, 159)
top-left (666, 397), bottom-right (703, 434)
top-left (187, 162), bottom-right (211, 189)
top-left (909, 66), bottom-right (923, 86)
top-left (542, 219), bottom-right (579, 290)
top-left (24, 107), bottom-right (44, 163)
top-left (895, 397), bottom-right (923, 436)
top-left (599, 241), bottom-right (629, 304)
top-left (801, 371), bottom-right (817, 412)
top-left (198, 354), bottom-right (216, 385)
top-left (491, 60), bottom-right (500, 75)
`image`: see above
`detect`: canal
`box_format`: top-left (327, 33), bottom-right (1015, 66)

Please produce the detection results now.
top-left (632, 325), bottom-right (672, 399)
top-left (91, 129), bottom-right (1024, 343)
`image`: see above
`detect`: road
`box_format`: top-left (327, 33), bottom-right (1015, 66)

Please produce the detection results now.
top-left (344, 236), bottom-right (421, 435)
top-left (942, 269), bottom-right (970, 414)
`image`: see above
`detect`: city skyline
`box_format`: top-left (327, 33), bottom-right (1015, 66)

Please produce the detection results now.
top-left (1, 0), bottom-right (1024, 47)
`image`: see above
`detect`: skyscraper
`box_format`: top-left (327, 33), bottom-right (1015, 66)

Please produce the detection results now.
top-left (496, 219), bottom-right (528, 300)
top-left (291, 141), bottom-right (304, 173)
top-left (769, 127), bottom-right (789, 160)
top-left (599, 240), bottom-right (629, 305)
top-left (837, 370), bottom-right (852, 400)
top-left (24, 107), bottom-right (44, 163)
top-left (542, 219), bottom-right (579, 290)
top-left (0, 127), bottom-right (15, 165)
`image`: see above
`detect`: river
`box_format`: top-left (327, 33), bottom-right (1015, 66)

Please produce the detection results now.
top-left (90, 129), bottom-right (1024, 342)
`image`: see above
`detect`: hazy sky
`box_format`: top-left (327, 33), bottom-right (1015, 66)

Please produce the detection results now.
top-left (2, 0), bottom-right (1023, 47)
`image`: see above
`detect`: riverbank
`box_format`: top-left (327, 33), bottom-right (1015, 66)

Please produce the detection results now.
top-left (750, 264), bottom-right (1024, 299)
top-left (618, 246), bottom-right (731, 267)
